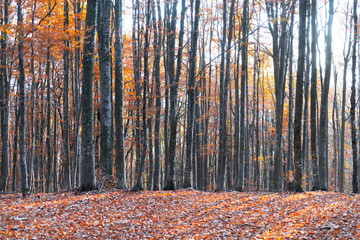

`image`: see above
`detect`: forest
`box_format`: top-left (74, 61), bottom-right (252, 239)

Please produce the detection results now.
top-left (0, 0), bottom-right (358, 196)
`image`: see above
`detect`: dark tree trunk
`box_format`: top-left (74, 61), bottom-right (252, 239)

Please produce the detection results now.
top-left (115, 0), bottom-right (127, 189)
top-left (310, 0), bottom-right (320, 191)
top-left (0, 0), bottom-right (9, 193)
top-left (18, 0), bottom-right (28, 196)
top-left (79, 0), bottom-right (97, 192)
top-left (217, 0), bottom-right (235, 191)
top-left (46, 47), bottom-right (52, 193)
top-left (351, 0), bottom-right (358, 193)
top-left (164, 0), bottom-right (186, 190)
top-left (184, 0), bottom-right (200, 189)
top-left (293, 0), bottom-right (307, 193)
top-left (98, 0), bottom-right (113, 177)
top-left (62, 0), bottom-right (70, 190)
top-left (318, 0), bottom-right (334, 191)
top-left (152, 0), bottom-right (162, 191)
top-left (235, 0), bottom-right (248, 192)
top-left (265, 0), bottom-right (290, 192)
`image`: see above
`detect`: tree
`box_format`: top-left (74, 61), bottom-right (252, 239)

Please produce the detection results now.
top-left (351, 0), bottom-right (358, 193)
top-left (98, 0), bottom-right (113, 177)
top-left (217, 0), bottom-right (235, 191)
top-left (310, 0), bottom-right (320, 191)
top-left (17, 0), bottom-right (28, 196)
top-left (339, 2), bottom-right (352, 193)
top-left (114, 0), bottom-right (127, 189)
top-left (0, 0), bottom-right (9, 193)
top-left (79, 0), bottom-right (98, 192)
top-left (265, 0), bottom-right (290, 192)
top-left (152, 0), bottom-right (162, 191)
top-left (236, 0), bottom-right (248, 192)
top-left (163, 0), bottom-right (185, 190)
top-left (318, 0), bottom-right (334, 191)
top-left (62, 0), bottom-right (70, 190)
top-left (292, 0), bottom-right (307, 192)
top-left (184, 0), bottom-right (200, 189)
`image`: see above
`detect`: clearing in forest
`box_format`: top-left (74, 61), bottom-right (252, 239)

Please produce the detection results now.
top-left (0, 190), bottom-right (359, 239)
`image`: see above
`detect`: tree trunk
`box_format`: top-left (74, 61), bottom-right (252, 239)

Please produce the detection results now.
top-left (62, 0), bottom-right (70, 190)
top-left (339, 4), bottom-right (352, 193)
top-left (152, 0), bottom-right (162, 191)
top-left (79, 0), bottom-right (97, 192)
top-left (164, 0), bottom-right (186, 190)
top-left (114, 0), bottom-right (127, 189)
top-left (46, 47), bottom-right (52, 193)
top-left (310, 0), bottom-right (320, 191)
top-left (0, 0), bottom-right (9, 193)
top-left (217, 0), bottom-right (235, 191)
top-left (235, 0), bottom-right (248, 192)
top-left (17, 0), bottom-right (28, 196)
top-left (98, 0), bottom-right (113, 177)
top-left (351, 0), bottom-right (358, 193)
top-left (318, 0), bottom-right (334, 191)
top-left (184, 0), bottom-right (200, 189)
top-left (293, 0), bottom-right (307, 193)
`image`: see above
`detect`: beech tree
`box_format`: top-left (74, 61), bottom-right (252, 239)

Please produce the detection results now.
top-left (115, 0), bottom-right (127, 189)
top-left (293, 0), bottom-right (307, 192)
top-left (98, 0), bottom-right (113, 177)
top-left (318, 0), bottom-right (334, 191)
top-left (79, 0), bottom-right (97, 192)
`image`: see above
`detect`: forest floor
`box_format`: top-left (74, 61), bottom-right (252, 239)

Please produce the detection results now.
top-left (0, 189), bottom-right (359, 239)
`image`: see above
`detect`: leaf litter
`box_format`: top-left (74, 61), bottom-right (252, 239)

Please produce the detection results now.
top-left (0, 190), bottom-right (359, 239)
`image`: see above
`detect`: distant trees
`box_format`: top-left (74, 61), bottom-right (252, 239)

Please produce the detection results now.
top-left (0, 0), bottom-right (359, 194)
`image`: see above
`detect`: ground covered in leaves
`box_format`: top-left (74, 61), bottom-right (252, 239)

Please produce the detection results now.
top-left (0, 190), bottom-right (359, 239)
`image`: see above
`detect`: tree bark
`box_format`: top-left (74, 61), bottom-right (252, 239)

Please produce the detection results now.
top-left (351, 0), bottom-right (358, 193)
top-left (310, 0), bottom-right (320, 191)
top-left (184, 0), bottom-right (200, 189)
top-left (318, 0), bottom-right (334, 191)
top-left (0, 0), bottom-right (9, 193)
top-left (17, 0), bottom-right (28, 196)
top-left (217, 0), bottom-right (235, 191)
top-left (98, 0), bottom-right (113, 177)
top-left (115, 0), bottom-right (127, 189)
top-left (79, 0), bottom-right (97, 192)
top-left (293, 0), bottom-right (307, 193)
top-left (62, 0), bottom-right (70, 190)
top-left (152, 0), bottom-right (162, 191)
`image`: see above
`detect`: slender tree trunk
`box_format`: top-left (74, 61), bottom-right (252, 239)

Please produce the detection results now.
top-left (164, 0), bottom-right (186, 190)
top-left (287, 0), bottom-right (296, 180)
top-left (339, 4), bottom-right (352, 193)
top-left (266, 1), bottom-right (290, 192)
top-left (217, 0), bottom-right (235, 191)
top-left (184, 0), bottom-right (200, 189)
top-left (318, 0), bottom-right (334, 191)
top-left (235, 0), bottom-right (248, 192)
top-left (293, 0), bottom-right (307, 193)
top-left (351, 0), bottom-right (358, 193)
top-left (73, 0), bottom-right (81, 189)
top-left (115, 0), bottom-right (127, 189)
top-left (17, 0), bottom-right (28, 196)
top-left (0, 0), bottom-right (9, 192)
top-left (152, 0), bottom-right (162, 191)
top-left (62, 0), bottom-right (70, 190)
top-left (79, 0), bottom-right (97, 192)
top-left (310, 0), bottom-right (320, 191)
top-left (46, 47), bottom-right (52, 193)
